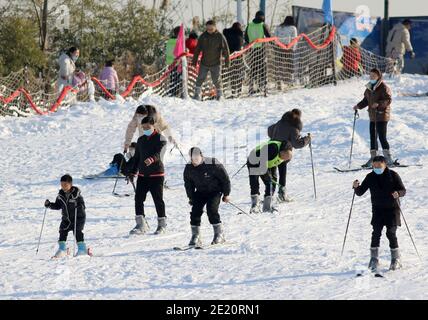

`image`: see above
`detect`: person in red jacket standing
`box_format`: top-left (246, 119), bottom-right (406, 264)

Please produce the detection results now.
top-left (340, 38), bottom-right (362, 79)
top-left (186, 31), bottom-right (198, 55)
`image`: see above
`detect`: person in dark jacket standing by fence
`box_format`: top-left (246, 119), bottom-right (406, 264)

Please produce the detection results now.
top-left (353, 156), bottom-right (406, 272)
top-left (354, 68), bottom-right (394, 167)
top-left (183, 147), bottom-right (231, 247)
top-left (192, 20), bottom-right (230, 101)
top-left (128, 116), bottom-right (167, 236)
top-left (223, 22), bottom-right (245, 98)
top-left (268, 109), bottom-right (311, 202)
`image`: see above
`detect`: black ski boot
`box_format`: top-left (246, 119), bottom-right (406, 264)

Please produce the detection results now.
top-left (211, 223), bottom-right (225, 245)
top-left (368, 247), bottom-right (380, 272)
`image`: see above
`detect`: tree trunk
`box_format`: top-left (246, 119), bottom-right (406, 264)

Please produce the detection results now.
top-left (41, 0), bottom-right (48, 51)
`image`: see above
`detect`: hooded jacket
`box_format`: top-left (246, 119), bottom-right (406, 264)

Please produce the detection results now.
top-left (267, 112), bottom-right (309, 149)
top-left (356, 74), bottom-right (392, 122)
top-left (385, 23), bottom-right (413, 58)
top-left (99, 66), bottom-right (119, 91)
top-left (48, 186), bottom-right (86, 229)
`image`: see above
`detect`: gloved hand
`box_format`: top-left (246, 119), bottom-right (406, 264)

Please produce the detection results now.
top-left (44, 200), bottom-right (51, 208)
top-left (126, 174), bottom-right (135, 184)
top-left (188, 199), bottom-right (193, 206)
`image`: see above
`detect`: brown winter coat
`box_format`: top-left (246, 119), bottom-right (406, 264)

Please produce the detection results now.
top-left (357, 77), bottom-right (392, 122)
top-left (124, 111), bottom-right (171, 147)
top-left (192, 31), bottom-right (230, 67)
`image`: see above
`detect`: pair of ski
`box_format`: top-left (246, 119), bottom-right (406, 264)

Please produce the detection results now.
top-left (334, 163), bottom-right (422, 173)
top-left (355, 269), bottom-right (384, 278)
top-left (174, 242), bottom-right (232, 251)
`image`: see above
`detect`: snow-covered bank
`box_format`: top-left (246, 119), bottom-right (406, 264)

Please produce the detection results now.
top-left (0, 74), bottom-right (427, 299)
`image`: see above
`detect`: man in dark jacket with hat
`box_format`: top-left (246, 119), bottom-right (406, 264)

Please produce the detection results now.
top-left (183, 147), bottom-right (231, 247)
top-left (192, 20), bottom-right (230, 101)
top-left (354, 68), bottom-right (394, 167)
top-left (353, 156), bottom-right (406, 272)
top-left (247, 140), bottom-right (293, 213)
top-left (268, 109), bottom-right (311, 202)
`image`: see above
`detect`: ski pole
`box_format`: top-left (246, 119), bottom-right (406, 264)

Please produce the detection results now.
top-left (308, 133), bottom-right (317, 199)
top-left (73, 207), bottom-right (77, 256)
top-left (130, 179), bottom-right (137, 193)
top-left (341, 190), bottom-right (356, 257)
top-left (36, 207), bottom-right (48, 254)
top-left (112, 150), bottom-right (127, 195)
top-left (228, 201), bottom-right (256, 220)
top-left (396, 199), bottom-right (422, 261)
top-left (231, 162), bottom-right (247, 179)
top-left (348, 110), bottom-right (359, 169)
top-left (172, 143), bottom-right (188, 163)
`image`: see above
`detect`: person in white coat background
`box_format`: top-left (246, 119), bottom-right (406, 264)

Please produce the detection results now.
top-left (385, 19), bottom-right (415, 74)
top-left (57, 47), bottom-right (80, 94)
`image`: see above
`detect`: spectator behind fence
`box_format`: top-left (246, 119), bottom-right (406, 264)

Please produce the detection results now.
top-left (386, 19), bottom-right (415, 74)
top-left (223, 22), bottom-right (245, 98)
top-left (58, 47), bottom-right (79, 94)
top-left (99, 60), bottom-right (119, 96)
top-left (166, 26), bottom-right (182, 97)
top-left (340, 38), bottom-right (362, 79)
top-left (245, 11), bottom-right (271, 95)
top-left (274, 16), bottom-right (297, 45)
top-left (191, 20), bottom-right (230, 101)
top-left (186, 31), bottom-right (198, 55)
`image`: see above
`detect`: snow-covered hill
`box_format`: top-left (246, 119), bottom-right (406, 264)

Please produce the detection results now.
top-left (0, 74), bottom-right (427, 299)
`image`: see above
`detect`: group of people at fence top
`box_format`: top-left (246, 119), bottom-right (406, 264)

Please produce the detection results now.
top-left (46, 57), bottom-right (407, 272)
top-left (56, 11), bottom-right (415, 100)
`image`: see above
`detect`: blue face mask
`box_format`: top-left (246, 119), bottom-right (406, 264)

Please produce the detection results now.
top-left (143, 129), bottom-right (154, 136)
top-left (369, 79), bottom-right (378, 85)
top-left (373, 167), bottom-right (385, 175)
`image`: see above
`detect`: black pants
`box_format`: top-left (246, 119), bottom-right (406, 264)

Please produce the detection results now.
top-left (190, 192), bottom-right (222, 226)
top-left (371, 223), bottom-right (398, 249)
top-left (135, 176), bottom-right (166, 218)
top-left (59, 217), bottom-right (85, 242)
top-left (276, 160), bottom-right (288, 189)
top-left (370, 121), bottom-right (390, 151)
top-left (249, 167), bottom-right (278, 197)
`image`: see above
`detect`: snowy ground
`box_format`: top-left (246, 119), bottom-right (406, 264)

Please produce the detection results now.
top-left (0, 74), bottom-right (427, 300)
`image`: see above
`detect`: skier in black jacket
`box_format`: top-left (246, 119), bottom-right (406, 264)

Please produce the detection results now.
top-left (45, 174), bottom-right (89, 258)
top-left (353, 156), bottom-right (406, 271)
top-left (247, 140), bottom-right (293, 213)
top-left (267, 109), bottom-right (311, 202)
top-left (183, 147), bottom-right (231, 246)
top-left (128, 116), bottom-right (167, 235)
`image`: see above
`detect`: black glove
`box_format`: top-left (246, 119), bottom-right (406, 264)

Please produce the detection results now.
top-left (188, 199), bottom-right (193, 206)
top-left (126, 174), bottom-right (135, 184)
top-left (44, 199), bottom-right (51, 208)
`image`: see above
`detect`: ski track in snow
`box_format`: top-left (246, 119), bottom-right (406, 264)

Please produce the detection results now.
top-left (0, 74), bottom-right (427, 299)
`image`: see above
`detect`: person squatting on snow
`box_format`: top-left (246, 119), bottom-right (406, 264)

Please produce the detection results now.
top-left (268, 109), bottom-right (311, 202)
top-left (57, 47), bottom-right (80, 94)
top-left (44, 174), bottom-right (89, 258)
top-left (247, 140), bottom-right (293, 213)
top-left (107, 142), bottom-right (137, 176)
top-left (352, 156), bottom-right (406, 271)
top-left (124, 104), bottom-right (175, 152)
top-left (183, 147), bottom-right (231, 247)
top-left (191, 20), bottom-right (230, 101)
top-left (353, 68), bottom-right (394, 167)
top-left (128, 116), bottom-right (168, 235)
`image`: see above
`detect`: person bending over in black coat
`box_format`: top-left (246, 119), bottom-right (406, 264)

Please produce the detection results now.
top-left (353, 156), bottom-right (406, 272)
top-left (183, 147), bottom-right (231, 247)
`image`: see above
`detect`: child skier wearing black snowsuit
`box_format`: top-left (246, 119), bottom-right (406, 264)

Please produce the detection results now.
top-left (183, 147), bottom-right (231, 247)
top-left (45, 174), bottom-right (89, 258)
top-left (247, 140), bottom-right (293, 213)
top-left (353, 156), bottom-right (406, 271)
top-left (128, 116), bottom-right (167, 235)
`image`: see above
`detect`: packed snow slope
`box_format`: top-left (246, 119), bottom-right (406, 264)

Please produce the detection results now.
top-left (0, 75), bottom-right (427, 300)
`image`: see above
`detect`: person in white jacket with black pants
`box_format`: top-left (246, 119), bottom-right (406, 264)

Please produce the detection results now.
top-left (274, 16), bottom-right (298, 88)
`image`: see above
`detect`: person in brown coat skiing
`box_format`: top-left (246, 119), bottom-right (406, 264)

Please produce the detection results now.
top-left (353, 68), bottom-right (394, 167)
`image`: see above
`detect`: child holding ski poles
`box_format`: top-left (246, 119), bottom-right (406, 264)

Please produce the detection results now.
top-left (44, 174), bottom-right (90, 258)
top-left (352, 156), bottom-right (406, 272)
